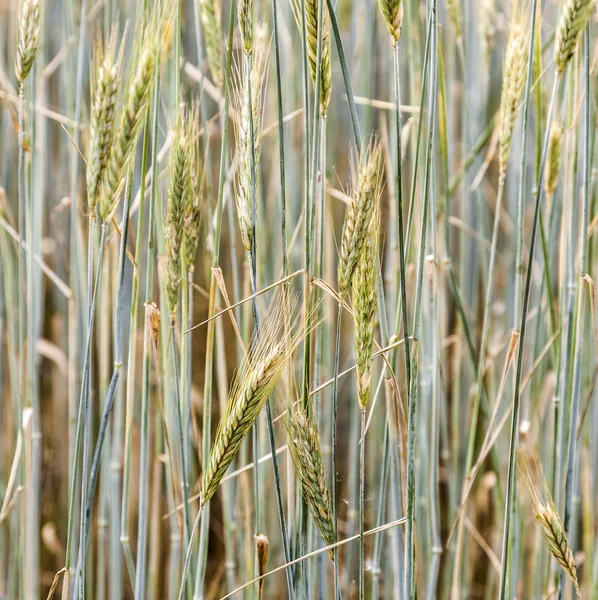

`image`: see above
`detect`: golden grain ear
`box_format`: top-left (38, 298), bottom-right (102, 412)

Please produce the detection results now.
top-left (521, 458), bottom-right (580, 594)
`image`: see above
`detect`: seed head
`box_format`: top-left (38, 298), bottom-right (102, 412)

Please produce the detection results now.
top-left (284, 406), bottom-right (336, 557)
top-left (165, 114), bottom-right (192, 317)
top-left (338, 138), bottom-right (384, 297)
top-left (87, 34), bottom-right (120, 211)
top-left (291, 0), bottom-right (332, 113)
top-left (238, 0), bottom-right (254, 54)
top-left (555, 0), bottom-right (595, 74)
top-left (234, 34), bottom-right (267, 251)
top-left (377, 0), bottom-right (403, 44)
top-left (15, 0), bottom-right (42, 86)
top-left (198, 0), bottom-right (223, 86)
top-left (545, 122), bottom-right (563, 199)
top-left (182, 108), bottom-right (203, 272)
top-left (499, 16), bottom-right (529, 181)
top-left (522, 460), bottom-right (580, 594)
top-left (353, 212), bottom-right (378, 409)
top-left (201, 300), bottom-right (305, 506)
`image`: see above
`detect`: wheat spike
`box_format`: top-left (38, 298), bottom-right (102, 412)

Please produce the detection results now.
top-left (165, 112), bottom-right (193, 317)
top-left (98, 7), bottom-right (168, 221)
top-left (555, 0), bottom-right (595, 74)
top-left (238, 0), bottom-right (254, 55)
top-left (234, 32), bottom-right (267, 251)
top-left (285, 406), bottom-right (335, 557)
top-left (201, 301), bottom-right (304, 506)
top-left (545, 121), bottom-right (563, 200)
top-left (86, 34), bottom-right (120, 212)
top-left (338, 138), bottom-right (384, 297)
top-left (182, 108), bottom-right (203, 272)
top-left (15, 0), bottom-right (42, 86)
top-left (353, 211), bottom-right (378, 408)
top-left (498, 11), bottom-right (529, 181)
top-left (377, 0), bottom-right (403, 43)
top-left (522, 460), bottom-right (580, 594)
top-left (198, 0), bottom-right (223, 86)
top-left (291, 0), bottom-right (332, 113)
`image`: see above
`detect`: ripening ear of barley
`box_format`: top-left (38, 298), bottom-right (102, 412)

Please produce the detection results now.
top-left (353, 211), bottom-right (378, 410)
top-left (238, 0), bottom-right (254, 55)
top-left (15, 0), bottom-right (42, 86)
top-left (98, 7), bottom-right (169, 221)
top-left (198, 0), bottom-right (223, 86)
top-left (377, 0), bottom-right (403, 44)
top-left (182, 106), bottom-right (203, 272)
top-left (554, 0), bottom-right (596, 74)
top-left (291, 0), bottom-right (332, 113)
top-left (498, 5), bottom-right (530, 182)
top-left (522, 462), bottom-right (580, 595)
top-left (545, 121), bottom-right (563, 200)
top-left (284, 404), bottom-right (336, 557)
top-left (234, 32), bottom-right (267, 251)
top-left (201, 301), bottom-right (304, 506)
top-left (338, 138), bottom-right (384, 297)
top-left (165, 111), bottom-right (193, 318)
top-left (86, 33), bottom-right (120, 212)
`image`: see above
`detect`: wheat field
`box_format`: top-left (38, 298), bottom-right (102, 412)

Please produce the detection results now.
top-left (0, 0), bottom-right (597, 598)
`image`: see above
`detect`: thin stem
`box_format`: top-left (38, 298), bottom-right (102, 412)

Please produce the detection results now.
top-left (359, 407), bottom-right (366, 600)
top-left (194, 3), bottom-right (235, 594)
top-left (497, 73), bottom-right (560, 600)
top-left (405, 4), bottom-right (437, 595)
top-left (78, 221), bottom-right (107, 599)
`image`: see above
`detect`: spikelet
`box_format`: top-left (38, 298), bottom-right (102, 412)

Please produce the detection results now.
top-left (522, 460), bottom-right (580, 595)
top-left (86, 33), bottom-right (120, 212)
top-left (498, 6), bottom-right (530, 182)
top-left (284, 405), bottom-right (335, 557)
top-left (238, 0), bottom-right (254, 55)
top-left (98, 7), bottom-right (169, 221)
top-left (254, 535), bottom-right (269, 599)
top-left (165, 111), bottom-right (194, 317)
top-left (338, 138), bottom-right (383, 297)
top-left (201, 299), bottom-right (304, 506)
top-left (545, 122), bottom-right (563, 200)
top-left (353, 210), bottom-right (378, 408)
top-left (555, 0), bottom-right (595, 74)
top-left (182, 107), bottom-right (203, 272)
top-left (15, 0), bottom-right (42, 86)
top-left (446, 0), bottom-right (463, 40)
top-left (291, 0), bottom-right (332, 113)
top-left (377, 0), bottom-right (403, 44)
top-left (234, 30), bottom-right (267, 251)
top-left (198, 0), bottom-right (223, 86)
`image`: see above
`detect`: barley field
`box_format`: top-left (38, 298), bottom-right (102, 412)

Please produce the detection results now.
top-left (0, 0), bottom-right (597, 598)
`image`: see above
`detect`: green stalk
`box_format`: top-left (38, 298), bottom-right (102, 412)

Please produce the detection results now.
top-left (134, 58), bottom-right (162, 600)
top-left (120, 109), bottom-right (152, 588)
top-left (497, 73), bottom-right (561, 600)
top-left (405, 3), bottom-right (436, 595)
top-left (78, 221), bottom-right (106, 600)
top-left (193, 3), bottom-right (235, 594)
top-left (359, 407), bottom-right (366, 600)
top-left (559, 28), bottom-right (591, 599)
top-left (73, 170), bottom-right (133, 586)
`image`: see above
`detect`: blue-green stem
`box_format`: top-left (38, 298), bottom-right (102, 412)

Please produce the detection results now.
top-left (405, 3), bottom-right (437, 595)
top-left (497, 73), bottom-right (560, 600)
